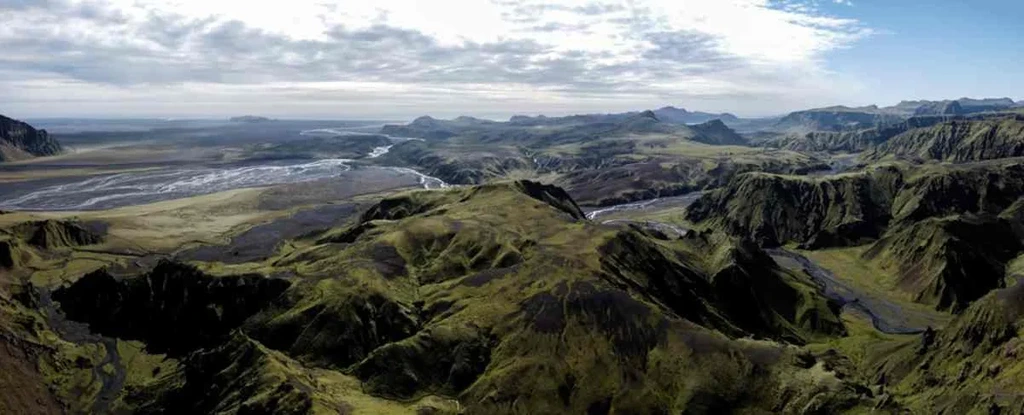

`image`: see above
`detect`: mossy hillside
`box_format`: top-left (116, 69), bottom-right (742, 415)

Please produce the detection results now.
top-left (686, 165), bottom-right (905, 248)
top-left (254, 181), bottom-right (863, 412)
top-left (11, 220), bottom-right (105, 249)
top-left (0, 278), bottom-right (182, 415)
top-left (0, 238), bottom-right (29, 269)
top-left (0, 218), bottom-right (105, 276)
top-left (866, 115), bottom-right (1024, 162)
top-left (862, 214), bottom-right (1022, 312)
top-left (130, 332), bottom-right (459, 415)
top-left (0, 181), bottom-right (848, 413)
top-left (762, 114), bottom-right (953, 153)
top-left (689, 160), bottom-right (1024, 247)
top-left (600, 229), bottom-right (845, 344)
top-left (557, 149), bottom-right (824, 207)
top-left (689, 160), bottom-right (1024, 312)
top-left (38, 179), bottom-right (872, 414)
top-left (866, 282), bottom-right (1024, 413)
top-left (890, 161), bottom-right (1024, 224)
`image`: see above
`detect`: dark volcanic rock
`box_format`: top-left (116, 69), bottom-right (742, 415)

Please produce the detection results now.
top-left (0, 114), bottom-right (62, 161)
top-left (0, 240), bottom-right (20, 269)
top-left (53, 260), bottom-right (291, 355)
top-left (509, 180), bottom-right (587, 220)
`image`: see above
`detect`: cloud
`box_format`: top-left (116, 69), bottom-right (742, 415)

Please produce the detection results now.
top-left (0, 0), bottom-right (872, 118)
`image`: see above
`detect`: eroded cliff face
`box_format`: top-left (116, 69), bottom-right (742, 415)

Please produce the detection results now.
top-left (764, 115), bottom-right (951, 152)
top-left (687, 161), bottom-right (1024, 312)
top-left (53, 260), bottom-right (292, 355)
top-left (0, 114), bottom-right (62, 161)
top-left (866, 115), bottom-right (1024, 162)
top-left (685, 165), bottom-right (905, 248)
top-left (12, 220), bottom-right (105, 249)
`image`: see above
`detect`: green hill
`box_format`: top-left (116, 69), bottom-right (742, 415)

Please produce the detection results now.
top-left (866, 115), bottom-right (1024, 162)
top-left (687, 161), bottom-right (1024, 311)
top-left (15, 181), bottom-right (880, 414)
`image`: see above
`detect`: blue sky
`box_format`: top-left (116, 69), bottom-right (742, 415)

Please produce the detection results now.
top-left (824, 0), bottom-right (1023, 107)
top-left (0, 0), bottom-right (1020, 119)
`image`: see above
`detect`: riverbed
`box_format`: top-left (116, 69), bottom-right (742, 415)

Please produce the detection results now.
top-left (0, 133), bottom-right (446, 211)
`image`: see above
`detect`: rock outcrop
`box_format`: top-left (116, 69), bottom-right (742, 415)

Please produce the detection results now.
top-left (53, 260), bottom-right (291, 355)
top-left (0, 114), bottom-right (62, 161)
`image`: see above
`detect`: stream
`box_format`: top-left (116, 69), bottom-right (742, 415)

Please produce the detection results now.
top-left (584, 192), bottom-right (706, 221)
top-left (767, 249), bottom-right (926, 334)
top-left (39, 290), bottom-right (126, 413)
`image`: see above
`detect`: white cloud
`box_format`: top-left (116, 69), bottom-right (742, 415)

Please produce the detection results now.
top-left (0, 0), bottom-right (872, 118)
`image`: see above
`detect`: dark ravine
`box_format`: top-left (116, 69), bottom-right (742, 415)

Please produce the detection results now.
top-left (36, 289), bottom-right (127, 414)
top-left (53, 260), bottom-right (292, 355)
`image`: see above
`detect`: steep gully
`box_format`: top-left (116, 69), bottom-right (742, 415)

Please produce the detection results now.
top-left (585, 192), bottom-right (926, 335)
top-left (38, 290), bottom-right (125, 414)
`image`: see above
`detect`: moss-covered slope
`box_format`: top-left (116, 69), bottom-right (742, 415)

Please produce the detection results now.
top-left (867, 115), bottom-right (1024, 162)
top-left (686, 165), bottom-right (904, 248)
top-left (867, 281), bottom-right (1024, 413)
top-left (38, 180), bottom-right (875, 414)
top-left (862, 215), bottom-right (1021, 312)
top-left (688, 161), bottom-right (1024, 311)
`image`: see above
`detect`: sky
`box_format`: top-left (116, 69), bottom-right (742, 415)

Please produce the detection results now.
top-left (0, 0), bottom-right (1021, 120)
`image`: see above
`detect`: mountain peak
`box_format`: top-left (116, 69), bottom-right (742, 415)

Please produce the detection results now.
top-left (229, 115), bottom-right (272, 123)
top-left (411, 115), bottom-right (437, 125)
top-left (657, 106), bottom-right (688, 113)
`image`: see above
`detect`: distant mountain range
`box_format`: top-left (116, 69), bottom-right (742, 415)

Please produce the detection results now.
top-left (773, 97), bottom-right (1019, 133)
top-left (229, 115), bottom-right (274, 123)
top-left (506, 106), bottom-right (738, 127)
top-left (383, 109), bottom-right (743, 146)
top-left (0, 114), bottom-right (62, 161)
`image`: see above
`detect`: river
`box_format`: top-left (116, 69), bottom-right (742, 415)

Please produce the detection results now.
top-left (768, 249), bottom-right (927, 334)
top-left (584, 192), bottom-right (706, 221)
top-left (0, 133), bottom-right (447, 211)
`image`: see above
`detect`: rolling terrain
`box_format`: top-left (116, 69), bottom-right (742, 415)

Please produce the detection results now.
top-left (3, 97), bottom-right (1024, 414)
